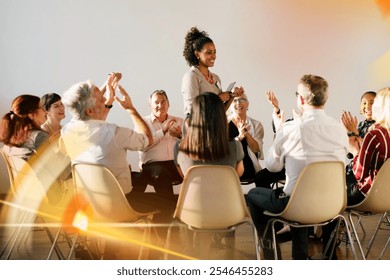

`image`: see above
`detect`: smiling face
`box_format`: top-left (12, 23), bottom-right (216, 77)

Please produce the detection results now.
top-left (149, 92), bottom-right (169, 122)
top-left (29, 102), bottom-right (47, 127)
top-left (233, 95), bottom-right (249, 117)
top-left (46, 99), bottom-right (65, 123)
top-left (195, 42), bottom-right (216, 68)
top-left (360, 92), bottom-right (376, 120)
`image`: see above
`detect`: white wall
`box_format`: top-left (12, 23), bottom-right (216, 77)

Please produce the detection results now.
top-left (1, 0), bottom-right (389, 168)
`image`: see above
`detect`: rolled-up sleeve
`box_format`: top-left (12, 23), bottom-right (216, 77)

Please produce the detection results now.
top-left (115, 127), bottom-right (149, 151)
top-left (265, 128), bottom-right (285, 172)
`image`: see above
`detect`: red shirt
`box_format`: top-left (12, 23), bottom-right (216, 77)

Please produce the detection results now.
top-left (352, 124), bottom-right (390, 194)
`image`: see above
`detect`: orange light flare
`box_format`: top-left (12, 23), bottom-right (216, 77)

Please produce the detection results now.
top-left (376, 0), bottom-right (390, 18)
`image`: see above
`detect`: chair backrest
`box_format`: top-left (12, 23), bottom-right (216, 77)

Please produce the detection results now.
top-left (4, 155), bottom-right (48, 224)
top-left (72, 163), bottom-right (141, 223)
top-left (6, 155), bottom-right (47, 199)
top-left (0, 150), bottom-right (13, 195)
top-left (279, 161), bottom-right (346, 224)
top-left (174, 165), bottom-right (250, 229)
top-left (352, 159), bottom-right (390, 213)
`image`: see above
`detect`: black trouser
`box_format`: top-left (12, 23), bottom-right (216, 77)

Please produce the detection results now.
top-left (254, 168), bottom-right (286, 189)
top-left (130, 160), bottom-right (182, 232)
top-left (131, 160), bottom-right (182, 200)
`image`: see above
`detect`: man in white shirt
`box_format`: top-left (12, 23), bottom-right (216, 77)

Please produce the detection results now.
top-left (60, 76), bottom-right (154, 202)
top-left (132, 90), bottom-right (183, 202)
top-left (247, 74), bottom-right (348, 260)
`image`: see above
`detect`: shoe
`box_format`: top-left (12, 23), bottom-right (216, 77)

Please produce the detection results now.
top-left (276, 231), bottom-right (292, 243)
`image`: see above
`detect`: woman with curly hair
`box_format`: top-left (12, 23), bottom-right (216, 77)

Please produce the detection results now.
top-left (0, 94), bottom-right (48, 160)
top-left (181, 26), bottom-right (243, 116)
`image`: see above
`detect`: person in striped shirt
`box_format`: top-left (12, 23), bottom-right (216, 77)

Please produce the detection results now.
top-left (346, 87), bottom-right (390, 205)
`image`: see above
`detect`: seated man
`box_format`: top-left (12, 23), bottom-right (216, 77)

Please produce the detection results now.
top-left (132, 90), bottom-right (183, 201)
top-left (59, 75), bottom-right (177, 219)
top-left (246, 74), bottom-right (348, 260)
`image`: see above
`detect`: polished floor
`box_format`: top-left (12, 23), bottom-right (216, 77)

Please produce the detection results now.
top-left (1, 211), bottom-right (389, 260)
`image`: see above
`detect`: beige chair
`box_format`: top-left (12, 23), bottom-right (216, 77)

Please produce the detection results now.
top-left (0, 150), bottom-right (15, 258)
top-left (346, 159), bottom-right (390, 259)
top-left (263, 161), bottom-right (358, 260)
top-left (164, 165), bottom-right (260, 260)
top-left (60, 163), bottom-right (160, 260)
top-left (0, 150), bottom-right (13, 198)
top-left (0, 155), bottom-right (64, 259)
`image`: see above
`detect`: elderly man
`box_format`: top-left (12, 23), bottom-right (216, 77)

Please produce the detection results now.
top-left (246, 74), bottom-right (348, 260)
top-left (132, 90), bottom-right (183, 199)
top-left (132, 90), bottom-right (183, 201)
top-left (60, 75), bottom-right (152, 193)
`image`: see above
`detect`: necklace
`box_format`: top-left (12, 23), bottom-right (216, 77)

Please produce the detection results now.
top-left (198, 68), bottom-right (214, 84)
top-left (204, 71), bottom-right (214, 84)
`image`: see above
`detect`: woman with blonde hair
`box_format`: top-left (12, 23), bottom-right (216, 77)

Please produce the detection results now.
top-left (347, 87), bottom-right (390, 205)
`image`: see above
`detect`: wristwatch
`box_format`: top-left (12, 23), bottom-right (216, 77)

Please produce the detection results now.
top-left (347, 131), bottom-right (358, 137)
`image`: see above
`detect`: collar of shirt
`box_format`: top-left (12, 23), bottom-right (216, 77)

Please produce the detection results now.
top-left (149, 113), bottom-right (173, 124)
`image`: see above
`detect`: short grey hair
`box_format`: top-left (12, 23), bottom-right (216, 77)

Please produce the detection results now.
top-left (62, 80), bottom-right (96, 120)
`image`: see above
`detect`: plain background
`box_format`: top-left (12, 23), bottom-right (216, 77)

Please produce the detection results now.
top-left (1, 0), bottom-right (390, 168)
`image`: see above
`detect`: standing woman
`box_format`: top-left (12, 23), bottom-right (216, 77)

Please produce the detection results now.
top-left (181, 26), bottom-right (243, 116)
top-left (0, 95), bottom-right (48, 160)
top-left (41, 93), bottom-right (66, 140)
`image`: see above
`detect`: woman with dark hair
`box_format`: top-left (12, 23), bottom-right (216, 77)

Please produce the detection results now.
top-left (0, 94), bottom-right (48, 160)
top-left (181, 26), bottom-right (243, 115)
top-left (174, 92), bottom-right (244, 177)
top-left (41, 93), bottom-right (65, 139)
top-left (174, 92), bottom-right (244, 258)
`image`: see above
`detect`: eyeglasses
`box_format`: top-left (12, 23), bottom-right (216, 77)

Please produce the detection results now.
top-left (234, 98), bottom-right (247, 103)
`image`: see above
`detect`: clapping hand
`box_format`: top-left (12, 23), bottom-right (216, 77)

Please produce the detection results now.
top-left (340, 110), bottom-right (358, 133)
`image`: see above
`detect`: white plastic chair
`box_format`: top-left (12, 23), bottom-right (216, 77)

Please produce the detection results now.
top-left (0, 150), bottom-right (13, 197)
top-left (60, 163), bottom-right (160, 260)
top-left (164, 165), bottom-right (260, 260)
top-left (0, 155), bottom-right (63, 259)
top-left (346, 159), bottom-right (390, 259)
top-left (263, 161), bottom-right (358, 260)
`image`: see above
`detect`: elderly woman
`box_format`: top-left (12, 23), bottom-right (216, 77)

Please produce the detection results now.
top-left (228, 93), bottom-right (264, 182)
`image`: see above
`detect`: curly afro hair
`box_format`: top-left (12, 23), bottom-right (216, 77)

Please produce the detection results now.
top-left (183, 26), bottom-right (213, 67)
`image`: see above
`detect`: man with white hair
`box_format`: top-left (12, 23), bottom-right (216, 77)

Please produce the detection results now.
top-left (60, 74), bottom-right (152, 196)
